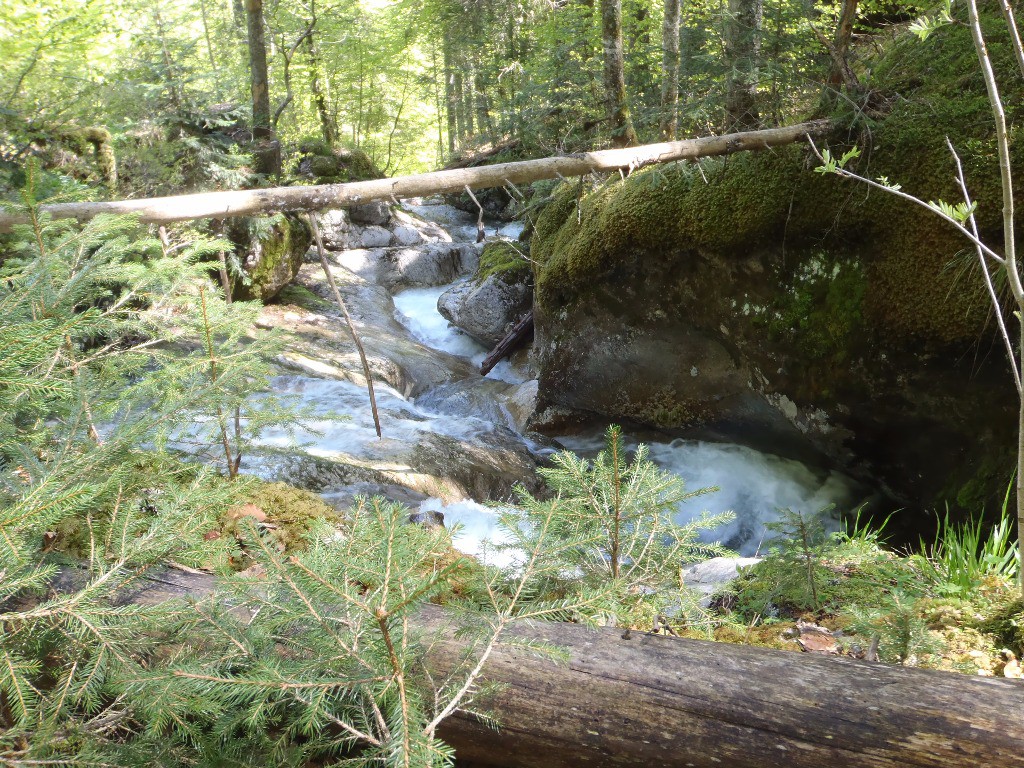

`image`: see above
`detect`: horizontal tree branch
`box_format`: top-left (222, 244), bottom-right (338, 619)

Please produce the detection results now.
top-left (0, 120), bottom-right (832, 233)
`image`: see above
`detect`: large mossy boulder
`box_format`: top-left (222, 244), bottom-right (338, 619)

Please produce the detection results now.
top-left (229, 213), bottom-right (312, 302)
top-left (529, 12), bottom-right (1024, 510)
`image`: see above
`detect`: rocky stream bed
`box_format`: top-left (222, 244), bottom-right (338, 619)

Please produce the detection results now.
top-left (238, 197), bottom-right (861, 564)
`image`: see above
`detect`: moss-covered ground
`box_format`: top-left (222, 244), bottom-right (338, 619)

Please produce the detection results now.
top-left (676, 531), bottom-right (1023, 678)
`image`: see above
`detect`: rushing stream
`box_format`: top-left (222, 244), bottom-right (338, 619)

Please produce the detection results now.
top-left (392, 283), bottom-right (853, 557)
top-left (242, 199), bottom-right (855, 563)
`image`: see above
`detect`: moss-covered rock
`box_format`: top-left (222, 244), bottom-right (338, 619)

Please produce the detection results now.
top-left (437, 241), bottom-right (534, 346)
top-left (229, 213), bottom-right (312, 302)
top-left (231, 479), bottom-right (341, 551)
top-left (294, 140), bottom-right (384, 182)
top-left (529, 11), bottom-right (1023, 511)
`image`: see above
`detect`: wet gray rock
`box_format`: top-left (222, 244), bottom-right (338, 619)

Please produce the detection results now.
top-left (328, 244), bottom-right (478, 290)
top-left (262, 263), bottom-right (478, 397)
top-left (391, 208), bottom-right (452, 244)
top-left (437, 275), bottom-right (532, 347)
top-left (317, 209), bottom-right (349, 250)
top-left (392, 224), bottom-right (425, 247)
top-left (350, 201), bottom-right (391, 226)
top-left (228, 214), bottom-right (312, 303)
top-left (681, 557), bottom-right (762, 606)
top-left (358, 225), bottom-right (392, 248)
top-left (388, 244), bottom-right (478, 289)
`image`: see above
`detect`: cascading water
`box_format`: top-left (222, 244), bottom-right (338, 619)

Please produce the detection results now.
top-left (389, 262), bottom-right (854, 560)
top-left (239, 198), bottom-right (854, 565)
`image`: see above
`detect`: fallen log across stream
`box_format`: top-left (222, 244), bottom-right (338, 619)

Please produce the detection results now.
top-left (66, 565), bottom-right (1024, 768)
top-left (0, 120), bottom-right (831, 232)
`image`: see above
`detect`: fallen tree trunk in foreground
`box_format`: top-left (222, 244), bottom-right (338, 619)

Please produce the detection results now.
top-left (82, 566), bottom-right (1024, 768)
top-left (0, 120), bottom-right (831, 232)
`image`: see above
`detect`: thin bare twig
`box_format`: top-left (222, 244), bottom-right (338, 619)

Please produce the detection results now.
top-left (945, 136), bottom-right (1021, 392)
top-left (463, 184), bottom-right (486, 243)
top-left (305, 212), bottom-right (382, 438)
top-left (806, 136), bottom-right (1006, 266)
top-left (998, 0), bottom-right (1024, 80)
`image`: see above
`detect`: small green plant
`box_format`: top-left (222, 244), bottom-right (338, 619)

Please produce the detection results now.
top-left (499, 425), bottom-right (733, 628)
top-left (730, 506), bottom-right (912, 621)
top-left (847, 591), bottom-right (944, 665)
top-left (917, 489), bottom-right (1020, 596)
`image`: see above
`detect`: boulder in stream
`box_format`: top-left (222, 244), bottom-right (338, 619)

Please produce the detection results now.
top-left (437, 241), bottom-right (533, 347)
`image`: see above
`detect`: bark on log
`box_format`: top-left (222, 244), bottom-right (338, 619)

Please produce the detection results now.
top-left (0, 121), bottom-right (831, 233)
top-left (480, 311), bottom-right (533, 376)
top-left (62, 565), bottom-right (1024, 768)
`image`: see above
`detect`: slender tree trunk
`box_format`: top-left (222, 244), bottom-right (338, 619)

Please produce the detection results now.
top-left (453, 68), bottom-right (467, 142)
top-left (244, 0), bottom-right (278, 174)
top-left (474, 70), bottom-right (492, 139)
top-left (660, 0), bottom-right (681, 140)
top-left (432, 43), bottom-right (446, 160)
top-left (463, 63), bottom-right (476, 137)
top-left (153, 6), bottom-right (184, 112)
top-left (199, 0), bottom-right (219, 76)
top-left (724, 0), bottom-right (763, 131)
top-left (232, 0), bottom-right (245, 29)
top-left (965, 0), bottom-right (1024, 594)
top-left (600, 0), bottom-right (638, 146)
top-left (0, 121), bottom-right (831, 231)
top-left (443, 32), bottom-right (458, 153)
top-left (245, 0), bottom-right (271, 133)
top-left (829, 0), bottom-right (858, 87)
top-left (307, 36), bottom-right (335, 145)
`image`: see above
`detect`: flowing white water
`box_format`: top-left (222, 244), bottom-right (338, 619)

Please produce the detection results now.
top-left (392, 290), bottom-right (853, 558)
top-left (393, 286), bottom-right (487, 361)
top-left (392, 285), bottom-right (530, 384)
top-left (556, 433), bottom-right (849, 556)
top-left (237, 201), bottom-right (855, 565)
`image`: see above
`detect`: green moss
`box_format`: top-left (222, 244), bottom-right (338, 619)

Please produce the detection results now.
top-left (615, 385), bottom-right (712, 428)
top-left (531, 5), bottom-right (1024, 356)
top-left (296, 139), bottom-right (383, 182)
top-left (232, 214), bottom-right (311, 302)
top-left (976, 596), bottom-right (1024, 656)
top-left (476, 241), bottom-right (532, 284)
top-left (233, 479), bottom-right (341, 552)
top-left (765, 254), bottom-right (867, 362)
top-left (276, 283), bottom-right (333, 311)
top-left (308, 155), bottom-right (341, 178)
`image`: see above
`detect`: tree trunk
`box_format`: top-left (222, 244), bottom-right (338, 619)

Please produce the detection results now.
top-left (463, 63), bottom-right (476, 138)
top-left (307, 25), bottom-right (336, 146)
top-left (474, 70), bottom-right (492, 139)
top-left (245, 0), bottom-right (271, 133)
top-left (244, 0), bottom-right (279, 174)
top-left (828, 0), bottom-right (858, 88)
top-left (660, 0), bottom-right (681, 140)
top-left (443, 33), bottom-right (458, 154)
top-left (453, 68), bottom-right (467, 143)
top-left (0, 121), bottom-right (830, 231)
top-left (724, 0), bottom-right (762, 131)
top-left (600, 0), bottom-right (638, 147)
top-left (427, 608), bottom-right (1024, 768)
top-left (58, 565), bottom-right (1024, 768)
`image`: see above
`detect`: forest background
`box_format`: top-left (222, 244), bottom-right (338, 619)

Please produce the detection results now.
top-left (0, 0), bottom-right (872, 190)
